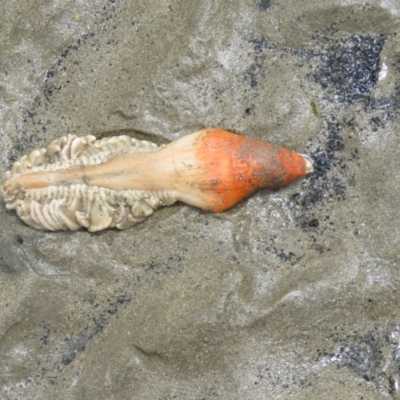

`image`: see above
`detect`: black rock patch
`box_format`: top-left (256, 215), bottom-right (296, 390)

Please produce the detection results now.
top-left (311, 34), bottom-right (386, 105)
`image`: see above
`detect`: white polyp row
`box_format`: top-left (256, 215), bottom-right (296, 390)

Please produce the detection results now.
top-left (10, 184), bottom-right (179, 232)
top-left (4, 134), bottom-right (161, 181)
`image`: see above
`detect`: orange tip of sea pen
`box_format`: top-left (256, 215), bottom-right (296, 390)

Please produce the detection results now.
top-left (194, 129), bottom-right (313, 212)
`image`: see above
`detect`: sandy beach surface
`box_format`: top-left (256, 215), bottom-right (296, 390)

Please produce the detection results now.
top-left (1, 1), bottom-right (400, 399)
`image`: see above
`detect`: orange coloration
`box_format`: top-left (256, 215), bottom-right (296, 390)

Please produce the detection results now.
top-left (192, 129), bottom-right (310, 212)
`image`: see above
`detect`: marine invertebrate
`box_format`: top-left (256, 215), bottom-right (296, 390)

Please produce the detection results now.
top-left (1, 128), bottom-right (313, 232)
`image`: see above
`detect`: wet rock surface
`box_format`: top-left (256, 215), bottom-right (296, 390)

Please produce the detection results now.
top-left (1, 1), bottom-right (400, 399)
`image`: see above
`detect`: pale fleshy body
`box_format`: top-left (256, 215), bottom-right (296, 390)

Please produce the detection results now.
top-left (1, 129), bottom-right (313, 232)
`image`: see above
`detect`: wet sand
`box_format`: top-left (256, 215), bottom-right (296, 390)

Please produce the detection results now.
top-left (1, 1), bottom-right (400, 399)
